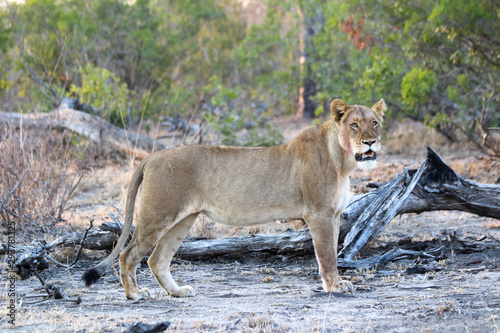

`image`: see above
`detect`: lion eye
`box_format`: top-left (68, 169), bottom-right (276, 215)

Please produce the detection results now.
top-left (372, 121), bottom-right (378, 128)
top-left (350, 123), bottom-right (359, 130)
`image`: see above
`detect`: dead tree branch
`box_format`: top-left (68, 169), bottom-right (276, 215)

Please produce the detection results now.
top-left (0, 108), bottom-right (166, 158)
top-left (339, 146), bottom-right (500, 245)
top-left (47, 219), bottom-right (94, 268)
top-left (339, 162), bottom-right (428, 260)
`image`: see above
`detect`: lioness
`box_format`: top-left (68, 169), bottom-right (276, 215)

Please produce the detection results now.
top-left (83, 98), bottom-right (385, 300)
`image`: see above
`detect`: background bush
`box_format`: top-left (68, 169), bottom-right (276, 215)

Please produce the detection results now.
top-left (0, 0), bottom-right (497, 155)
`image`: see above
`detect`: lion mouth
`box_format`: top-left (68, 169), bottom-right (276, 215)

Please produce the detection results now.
top-left (355, 150), bottom-right (376, 162)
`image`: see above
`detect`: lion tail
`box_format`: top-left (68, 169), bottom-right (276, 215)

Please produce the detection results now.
top-left (82, 159), bottom-right (147, 287)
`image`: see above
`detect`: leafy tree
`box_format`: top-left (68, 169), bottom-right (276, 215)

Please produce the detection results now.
top-left (1, 0), bottom-right (498, 154)
top-left (234, 0), bottom-right (301, 115)
top-left (2, 0), bottom-right (245, 118)
top-left (202, 75), bottom-right (283, 147)
top-left (338, 0), bottom-right (500, 155)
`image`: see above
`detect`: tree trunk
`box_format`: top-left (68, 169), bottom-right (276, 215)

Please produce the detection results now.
top-left (297, 1), bottom-right (324, 118)
top-left (339, 162), bottom-right (428, 260)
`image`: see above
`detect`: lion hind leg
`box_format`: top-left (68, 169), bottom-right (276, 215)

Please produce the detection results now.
top-left (119, 218), bottom-right (169, 301)
top-left (148, 213), bottom-right (198, 297)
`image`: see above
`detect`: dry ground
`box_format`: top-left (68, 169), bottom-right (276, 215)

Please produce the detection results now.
top-left (1, 118), bottom-right (499, 332)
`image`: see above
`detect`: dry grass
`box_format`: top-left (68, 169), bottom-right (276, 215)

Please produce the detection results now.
top-left (486, 220), bottom-right (500, 229)
top-left (0, 124), bottom-right (100, 241)
top-left (0, 305), bottom-right (150, 332)
top-left (244, 312), bottom-right (289, 333)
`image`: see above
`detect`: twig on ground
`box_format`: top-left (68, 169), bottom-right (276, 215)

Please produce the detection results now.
top-left (31, 271), bottom-right (82, 305)
top-left (44, 218), bottom-right (94, 268)
top-left (25, 297), bottom-right (82, 306)
top-left (112, 205), bottom-right (125, 220)
top-left (478, 276), bottom-right (500, 296)
top-left (71, 218), bottom-right (94, 266)
top-left (109, 212), bottom-right (124, 232)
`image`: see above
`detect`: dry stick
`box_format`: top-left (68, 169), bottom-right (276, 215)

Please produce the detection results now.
top-left (45, 219), bottom-right (94, 268)
top-left (181, 96), bottom-right (204, 145)
top-left (338, 248), bottom-right (437, 270)
top-left (25, 298), bottom-right (82, 306)
top-left (1, 170), bottom-right (28, 208)
top-left (111, 204), bottom-right (126, 220)
top-left (34, 271), bottom-right (46, 286)
top-left (109, 212), bottom-right (124, 231)
top-left (45, 254), bottom-right (72, 268)
top-left (187, 125), bottom-right (204, 145)
top-left (33, 271), bottom-right (65, 300)
top-left (27, 272), bottom-right (80, 305)
top-left (464, 276), bottom-right (500, 316)
top-left (108, 211), bottom-right (136, 248)
top-left (487, 159), bottom-right (500, 172)
top-left (71, 218), bottom-right (94, 266)
top-left (478, 276), bottom-right (500, 296)
top-left (82, 303), bottom-right (175, 309)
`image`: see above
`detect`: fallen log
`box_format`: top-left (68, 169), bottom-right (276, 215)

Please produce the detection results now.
top-left (45, 230), bottom-right (119, 252)
top-left (11, 245), bottom-right (49, 280)
top-left (176, 229), bottom-right (314, 260)
top-left (338, 146), bottom-right (500, 243)
top-left (338, 163), bottom-right (428, 260)
top-left (37, 222), bottom-right (311, 257)
top-left (0, 108), bottom-right (165, 159)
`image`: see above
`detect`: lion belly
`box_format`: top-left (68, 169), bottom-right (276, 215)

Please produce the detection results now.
top-left (201, 202), bottom-right (304, 226)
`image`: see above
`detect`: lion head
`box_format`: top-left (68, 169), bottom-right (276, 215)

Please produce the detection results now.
top-left (331, 98), bottom-right (386, 171)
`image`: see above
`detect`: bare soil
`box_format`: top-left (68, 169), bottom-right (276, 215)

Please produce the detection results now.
top-left (1, 119), bottom-right (500, 332)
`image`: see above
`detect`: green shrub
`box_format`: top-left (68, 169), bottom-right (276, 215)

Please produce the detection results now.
top-left (202, 76), bottom-right (283, 147)
top-left (69, 63), bottom-right (134, 126)
top-left (401, 67), bottom-right (437, 109)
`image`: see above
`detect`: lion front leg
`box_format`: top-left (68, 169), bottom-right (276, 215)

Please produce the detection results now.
top-left (305, 213), bottom-right (353, 293)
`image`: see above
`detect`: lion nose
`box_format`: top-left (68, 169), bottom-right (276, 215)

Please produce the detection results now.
top-left (363, 140), bottom-right (376, 147)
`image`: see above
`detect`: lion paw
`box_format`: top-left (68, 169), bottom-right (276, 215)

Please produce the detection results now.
top-left (170, 285), bottom-right (196, 297)
top-left (140, 288), bottom-right (151, 299)
top-left (338, 280), bottom-right (354, 293)
top-left (126, 288), bottom-right (150, 301)
top-left (323, 279), bottom-right (355, 294)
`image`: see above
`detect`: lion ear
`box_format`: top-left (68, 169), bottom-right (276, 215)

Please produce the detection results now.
top-left (371, 98), bottom-right (387, 120)
top-left (330, 99), bottom-right (349, 123)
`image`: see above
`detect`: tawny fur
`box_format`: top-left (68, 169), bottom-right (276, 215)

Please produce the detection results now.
top-left (82, 99), bottom-right (386, 300)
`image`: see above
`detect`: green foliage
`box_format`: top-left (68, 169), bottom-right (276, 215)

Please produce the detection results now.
top-left (334, 0), bottom-right (499, 154)
top-left (245, 123), bottom-right (284, 147)
top-left (401, 67), bottom-right (437, 108)
top-left (0, 0), bottom-right (498, 154)
top-left (234, 1), bottom-right (300, 114)
top-left (69, 64), bottom-right (133, 126)
top-left (1, 0), bottom-right (246, 116)
top-left (424, 112), bottom-right (451, 129)
top-left (202, 76), bottom-right (283, 147)
top-left (203, 76), bottom-right (239, 107)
